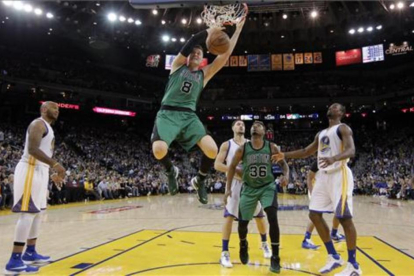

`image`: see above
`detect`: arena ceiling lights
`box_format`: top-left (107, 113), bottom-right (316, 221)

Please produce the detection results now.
top-left (107, 12), bottom-right (142, 26)
top-left (2, 1), bottom-right (54, 19)
top-left (349, 25), bottom-right (382, 35)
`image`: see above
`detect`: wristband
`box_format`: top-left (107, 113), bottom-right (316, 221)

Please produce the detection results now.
top-left (52, 162), bottom-right (60, 168)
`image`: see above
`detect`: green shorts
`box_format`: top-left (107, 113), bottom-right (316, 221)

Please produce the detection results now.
top-left (151, 109), bottom-right (207, 152)
top-left (239, 182), bottom-right (278, 221)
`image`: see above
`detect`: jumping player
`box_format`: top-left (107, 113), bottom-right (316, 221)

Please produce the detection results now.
top-left (151, 20), bottom-right (245, 204)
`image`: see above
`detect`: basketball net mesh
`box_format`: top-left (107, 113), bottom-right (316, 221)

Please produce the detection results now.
top-left (201, 3), bottom-right (248, 28)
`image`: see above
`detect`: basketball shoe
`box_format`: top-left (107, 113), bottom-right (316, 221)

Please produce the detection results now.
top-left (334, 262), bottom-right (362, 276)
top-left (302, 239), bottom-right (320, 250)
top-left (220, 251), bottom-right (233, 268)
top-left (332, 233), bottom-right (346, 242)
top-left (4, 255), bottom-right (39, 275)
top-left (166, 166), bottom-right (179, 195)
top-left (191, 175), bottom-right (208, 204)
top-left (262, 242), bottom-right (272, 258)
top-left (22, 251), bottom-right (51, 264)
top-left (319, 254), bottom-right (344, 274)
top-left (270, 256), bottom-right (281, 273)
top-left (239, 240), bottom-right (249, 264)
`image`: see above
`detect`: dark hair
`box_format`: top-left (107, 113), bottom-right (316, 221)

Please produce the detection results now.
top-left (232, 120), bottom-right (244, 127)
top-left (193, 45), bottom-right (203, 52)
top-left (253, 120), bottom-right (266, 130)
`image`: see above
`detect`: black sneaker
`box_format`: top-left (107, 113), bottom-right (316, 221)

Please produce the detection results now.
top-left (191, 176), bottom-right (208, 204)
top-left (239, 240), bottom-right (249, 265)
top-left (166, 166), bottom-right (179, 195)
top-left (270, 256), bottom-right (281, 273)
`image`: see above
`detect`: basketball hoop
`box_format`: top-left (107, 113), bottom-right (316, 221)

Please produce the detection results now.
top-left (201, 3), bottom-right (248, 28)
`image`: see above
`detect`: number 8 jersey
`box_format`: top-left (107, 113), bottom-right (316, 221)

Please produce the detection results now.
top-left (161, 65), bottom-right (204, 111)
top-left (242, 140), bottom-right (275, 188)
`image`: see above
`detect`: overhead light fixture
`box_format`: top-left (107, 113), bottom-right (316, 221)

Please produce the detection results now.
top-left (367, 26), bottom-right (373, 32)
top-left (180, 37), bottom-right (185, 42)
top-left (357, 27), bottom-right (364, 33)
top-left (330, 29), bottom-right (334, 33)
top-left (397, 2), bottom-right (404, 9)
top-left (13, 1), bottom-right (23, 10)
top-left (34, 8), bottom-right (43, 15)
top-left (349, 29), bottom-right (355, 34)
top-left (310, 10), bottom-right (318, 18)
top-left (152, 9), bottom-right (158, 15)
top-left (390, 4), bottom-right (395, 10)
top-left (23, 4), bottom-right (32, 12)
top-left (119, 15), bottom-right (126, 22)
top-left (161, 20), bottom-right (166, 25)
top-left (196, 18), bottom-right (202, 24)
top-left (2, 1), bottom-right (13, 6)
top-left (162, 35), bottom-right (170, 42)
top-left (46, 12), bottom-right (54, 19)
top-left (282, 14), bottom-right (288, 19)
top-left (127, 18), bottom-right (134, 23)
top-left (181, 18), bottom-right (187, 24)
top-left (96, 2), bottom-right (100, 7)
top-left (135, 19), bottom-right (142, 25)
top-left (410, 2), bottom-right (414, 7)
top-left (376, 25), bottom-right (382, 30)
top-left (412, 29), bottom-right (414, 33)
top-left (244, 50), bottom-right (248, 54)
top-left (281, 35), bottom-right (285, 38)
top-left (107, 13), bottom-right (117, 22)
top-left (171, 37), bottom-right (177, 42)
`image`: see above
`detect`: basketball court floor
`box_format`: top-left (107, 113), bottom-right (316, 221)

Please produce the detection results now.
top-left (1, 193), bottom-right (413, 275)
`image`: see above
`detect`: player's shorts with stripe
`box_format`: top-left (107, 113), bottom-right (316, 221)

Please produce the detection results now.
top-left (151, 108), bottom-right (207, 152)
top-left (239, 182), bottom-right (277, 221)
top-left (309, 165), bottom-right (354, 218)
top-left (12, 159), bottom-right (49, 213)
top-left (224, 179), bottom-right (264, 220)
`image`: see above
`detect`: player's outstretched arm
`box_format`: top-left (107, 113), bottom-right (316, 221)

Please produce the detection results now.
top-left (170, 30), bottom-right (209, 74)
top-left (272, 132), bottom-right (320, 162)
top-left (202, 18), bottom-right (246, 85)
top-left (214, 141), bottom-right (230, 173)
top-left (224, 146), bottom-right (244, 204)
top-left (320, 125), bottom-right (355, 168)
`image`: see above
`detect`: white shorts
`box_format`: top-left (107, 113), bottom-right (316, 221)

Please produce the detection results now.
top-left (309, 166), bottom-right (354, 218)
top-left (224, 179), bottom-right (264, 220)
top-left (12, 161), bottom-right (49, 213)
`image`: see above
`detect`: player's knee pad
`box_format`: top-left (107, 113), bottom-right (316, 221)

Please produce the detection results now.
top-left (264, 207), bottom-right (278, 223)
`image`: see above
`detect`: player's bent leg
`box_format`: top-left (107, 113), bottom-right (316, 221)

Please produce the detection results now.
top-left (197, 135), bottom-right (218, 159)
top-left (238, 220), bottom-right (249, 265)
top-left (331, 217), bottom-right (346, 242)
top-left (191, 135), bottom-right (218, 204)
top-left (309, 211), bottom-right (344, 274)
top-left (254, 217), bottom-right (271, 258)
top-left (264, 207), bottom-right (281, 273)
top-left (302, 221), bottom-right (320, 250)
top-left (5, 213), bottom-right (39, 275)
top-left (152, 140), bottom-right (168, 160)
top-left (220, 217), bottom-right (234, 268)
top-left (335, 217), bottom-right (361, 276)
top-left (22, 211), bottom-right (51, 264)
top-left (152, 141), bottom-right (179, 195)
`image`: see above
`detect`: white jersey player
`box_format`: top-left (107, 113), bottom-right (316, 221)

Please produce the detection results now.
top-left (273, 103), bottom-right (362, 276)
top-left (214, 120), bottom-right (271, 268)
top-left (4, 101), bottom-right (66, 275)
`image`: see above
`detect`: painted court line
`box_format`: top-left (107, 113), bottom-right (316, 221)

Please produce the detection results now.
top-left (357, 246), bottom-right (394, 276)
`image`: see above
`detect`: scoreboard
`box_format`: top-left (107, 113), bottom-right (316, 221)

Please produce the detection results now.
top-left (362, 44), bottom-right (385, 63)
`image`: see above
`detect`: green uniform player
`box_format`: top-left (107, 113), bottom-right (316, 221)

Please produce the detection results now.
top-left (151, 20), bottom-right (246, 204)
top-left (225, 121), bottom-right (289, 273)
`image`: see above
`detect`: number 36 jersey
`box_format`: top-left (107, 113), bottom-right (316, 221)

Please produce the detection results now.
top-left (242, 140), bottom-right (275, 188)
top-left (161, 65), bottom-right (204, 111)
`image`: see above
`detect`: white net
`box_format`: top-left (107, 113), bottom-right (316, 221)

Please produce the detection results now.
top-left (201, 3), bottom-right (248, 28)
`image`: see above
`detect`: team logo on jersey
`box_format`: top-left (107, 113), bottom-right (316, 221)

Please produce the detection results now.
top-left (319, 136), bottom-right (331, 153)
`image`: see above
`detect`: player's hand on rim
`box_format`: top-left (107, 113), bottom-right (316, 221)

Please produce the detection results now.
top-left (271, 152), bottom-right (285, 163)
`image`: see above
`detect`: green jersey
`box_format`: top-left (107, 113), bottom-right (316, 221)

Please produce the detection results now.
top-left (242, 140), bottom-right (275, 188)
top-left (161, 65), bottom-right (204, 111)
